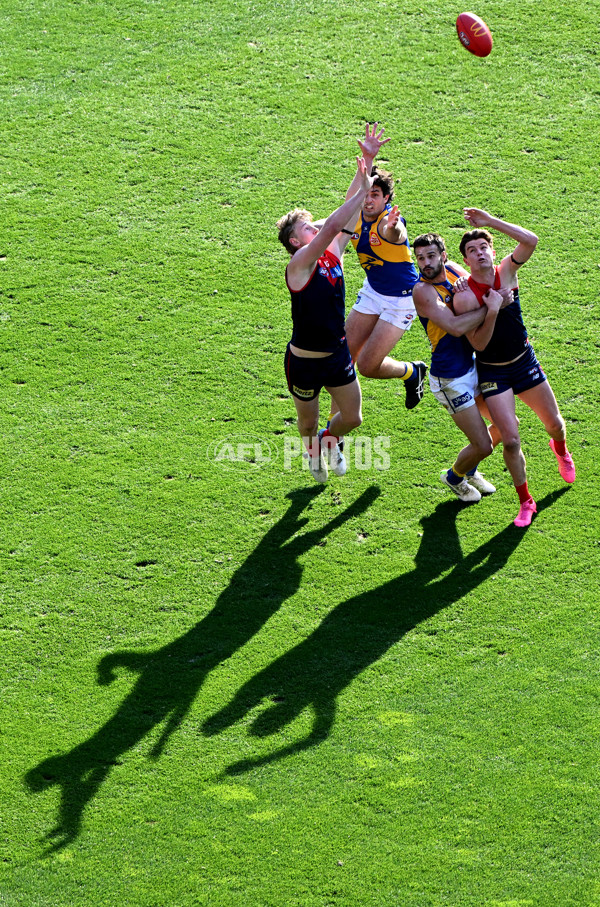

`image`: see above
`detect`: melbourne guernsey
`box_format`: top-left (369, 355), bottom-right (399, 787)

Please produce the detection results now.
top-left (286, 249), bottom-right (346, 353)
top-left (467, 268), bottom-right (528, 363)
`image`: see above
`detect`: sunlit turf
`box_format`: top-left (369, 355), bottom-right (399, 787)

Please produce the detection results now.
top-left (1, 0), bottom-right (599, 904)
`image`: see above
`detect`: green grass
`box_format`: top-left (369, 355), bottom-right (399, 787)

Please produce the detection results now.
top-left (1, 0), bottom-right (599, 904)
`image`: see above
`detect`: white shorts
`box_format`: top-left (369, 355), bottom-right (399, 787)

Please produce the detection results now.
top-left (352, 277), bottom-right (416, 332)
top-left (430, 362), bottom-right (480, 414)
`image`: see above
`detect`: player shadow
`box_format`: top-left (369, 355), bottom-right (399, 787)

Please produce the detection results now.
top-left (25, 484), bottom-right (380, 854)
top-left (202, 488), bottom-right (568, 776)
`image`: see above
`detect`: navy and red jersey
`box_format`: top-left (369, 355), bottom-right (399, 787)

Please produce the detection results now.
top-left (468, 267), bottom-right (529, 363)
top-left (286, 249), bottom-right (346, 353)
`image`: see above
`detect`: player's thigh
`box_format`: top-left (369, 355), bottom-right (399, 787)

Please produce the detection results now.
top-left (292, 394), bottom-right (320, 430)
top-left (483, 389), bottom-right (520, 440)
top-left (451, 403), bottom-right (492, 448)
top-left (357, 317), bottom-right (406, 367)
top-left (475, 393), bottom-right (494, 423)
top-left (345, 309), bottom-right (379, 360)
top-left (325, 377), bottom-right (362, 421)
top-left (518, 380), bottom-right (563, 431)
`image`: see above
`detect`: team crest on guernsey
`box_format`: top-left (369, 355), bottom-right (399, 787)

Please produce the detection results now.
top-left (319, 260), bottom-right (342, 286)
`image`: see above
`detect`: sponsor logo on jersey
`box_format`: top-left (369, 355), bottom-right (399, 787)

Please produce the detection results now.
top-left (370, 234), bottom-right (382, 246)
top-left (293, 386), bottom-right (315, 399)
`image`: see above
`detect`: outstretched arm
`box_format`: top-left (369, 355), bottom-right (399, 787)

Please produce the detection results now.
top-left (287, 158), bottom-right (374, 287)
top-left (464, 207), bottom-right (538, 275)
top-left (345, 122), bottom-right (389, 201)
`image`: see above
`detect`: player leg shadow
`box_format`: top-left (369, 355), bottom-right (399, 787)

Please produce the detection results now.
top-left (24, 484), bottom-right (381, 853)
top-left (203, 488), bottom-right (569, 775)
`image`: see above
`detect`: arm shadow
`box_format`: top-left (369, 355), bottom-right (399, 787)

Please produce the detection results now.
top-left (205, 488), bottom-right (569, 776)
top-left (24, 484), bottom-right (381, 853)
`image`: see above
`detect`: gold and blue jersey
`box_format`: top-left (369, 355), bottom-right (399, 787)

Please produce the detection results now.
top-left (351, 204), bottom-right (418, 296)
top-left (417, 265), bottom-right (474, 378)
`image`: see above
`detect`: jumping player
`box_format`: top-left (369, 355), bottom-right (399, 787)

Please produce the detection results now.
top-left (453, 208), bottom-right (575, 527)
top-left (277, 156), bottom-right (374, 484)
top-left (412, 233), bottom-right (505, 503)
top-left (343, 124), bottom-right (427, 409)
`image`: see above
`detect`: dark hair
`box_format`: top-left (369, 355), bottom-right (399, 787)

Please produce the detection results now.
top-left (276, 208), bottom-right (312, 255)
top-left (371, 166), bottom-right (394, 203)
top-left (413, 233), bottom-right (447, 255)
top-left (459, 228), bottom-right (493, 258)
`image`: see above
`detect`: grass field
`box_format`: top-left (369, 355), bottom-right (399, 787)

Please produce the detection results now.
top-left (1, 0), bottom-right (599, 904)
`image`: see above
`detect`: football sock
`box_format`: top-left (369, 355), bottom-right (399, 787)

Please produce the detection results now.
top-left (321, 428), bottom-right (339, 442)
top-left (515, 481), bottom-right (532, 504)
top-left (446, 466), bottom-right (466, 486)
top-left (466, 466), bottom-right (478, 476)
top-left (308, 436), bottom-right (321, 458)
top-left (401, 362), bottom-right (414, 381)
top-left (552, 438), bottom-right (567, 456)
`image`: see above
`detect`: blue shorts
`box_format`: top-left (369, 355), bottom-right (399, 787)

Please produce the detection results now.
top-left (478, 345), bottom-right (547, 398)
top-left (285, 341), bottom-right (357, 401)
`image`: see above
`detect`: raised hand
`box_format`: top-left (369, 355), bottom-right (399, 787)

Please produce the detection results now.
top-left (357, 122), bottom-right (390, 163)
top-left (357, 155), bottom-right (375, 193)
top-left (387, 204), bottom-right (401, 229)
top-left (464, 207), bottom-right (492, 227)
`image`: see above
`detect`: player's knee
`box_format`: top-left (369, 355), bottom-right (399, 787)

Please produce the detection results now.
top-left (475, 436), bottom-right (493, 460)
top-left (357, 363), bottom-right (378, 379)
top-left (298, 417), bottom-right (318, 438)
top-left (344, 411), bottom-right (363, 431)
top-left (356, 353), bottom-right (382, 379)
top-left (503, 434), bottom-right (522, 457)
top-left (547, 415), bottom-right (565, 437)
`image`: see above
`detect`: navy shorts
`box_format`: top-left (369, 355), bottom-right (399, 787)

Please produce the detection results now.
top-left (284, 341), bottom-right (357, 401)
top-left (478, 345), bottom-right (547, 398)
